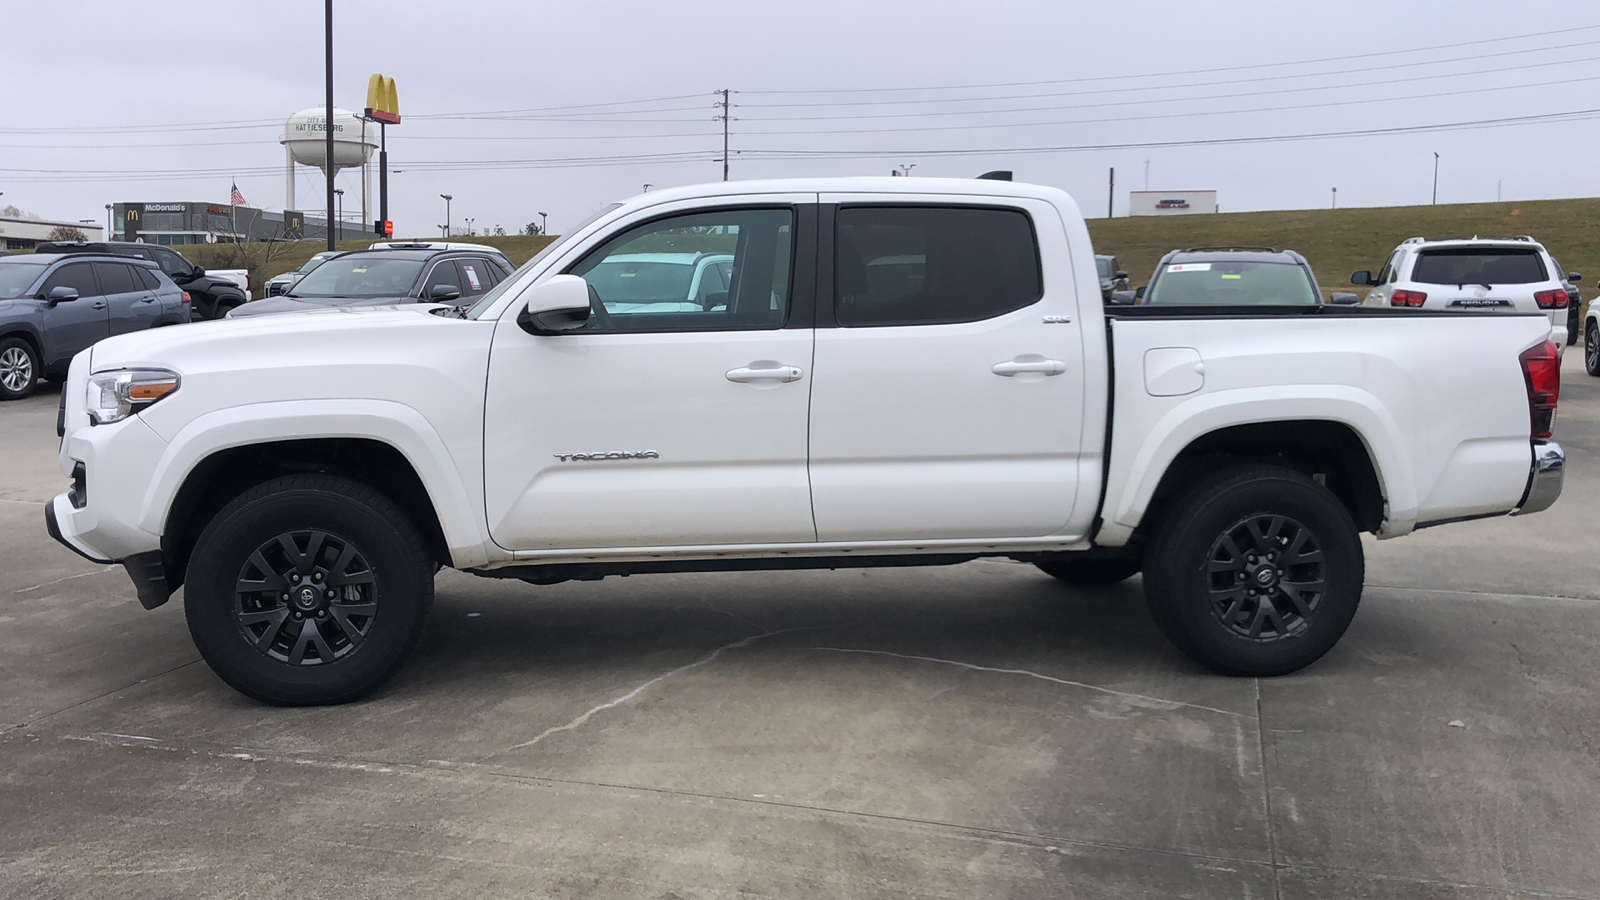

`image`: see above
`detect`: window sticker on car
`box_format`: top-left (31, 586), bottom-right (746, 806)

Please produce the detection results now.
top-left (352, 268), bottom-right (368, 273)
top-left (1166, 263), bottom-right (1211, 272)
top-left (463, 265), bottom-right (481, 290)
top-left (1221, 274), bottom-right (1242, 280)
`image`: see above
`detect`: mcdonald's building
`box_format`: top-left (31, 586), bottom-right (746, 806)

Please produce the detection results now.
top-left (111, 201), bottom-right (355, 245)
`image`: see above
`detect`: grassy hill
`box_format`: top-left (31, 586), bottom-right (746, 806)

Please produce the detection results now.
top-left (176, 198), bottom-right (1599, 319)
top-left (1087, 198), bottom-right (1600, 313)
top-left (173, 234), bottom-right (558, 289)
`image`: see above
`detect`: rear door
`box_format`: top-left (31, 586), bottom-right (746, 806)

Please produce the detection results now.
top-left (420, 258), bottom-right (465, 304)
top-left (98, 261), bottom-right (160, 335)
top-left (454, 258), bottom-right (497, 302)
top-left (808, 195), bottom-right (1090, 541)
top-left (38, 262), bottom-right (109, 366)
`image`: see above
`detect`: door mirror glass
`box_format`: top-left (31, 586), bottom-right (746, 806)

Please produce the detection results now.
top-left (1327, 292), bottom-right (1360, 306)
top-left (1106, 290), bottom-right (1136, 305)
top-left (46, 286), bottom-right (79, 304)
top-left (1350, 270), bottom-right (1373, 286)
top-left (517, 275), bottom-right (592, 335)
top-left (1134, 286), bottom-right (1146, 300)
top-left (429, 284), bottom-right (463, 303)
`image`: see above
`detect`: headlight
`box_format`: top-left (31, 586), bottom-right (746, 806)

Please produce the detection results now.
top-left (86, 369), bottom-right (181, 425)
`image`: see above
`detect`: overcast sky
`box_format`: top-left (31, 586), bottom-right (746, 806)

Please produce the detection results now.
top-left (5, 0), bottom-right (1598, 236)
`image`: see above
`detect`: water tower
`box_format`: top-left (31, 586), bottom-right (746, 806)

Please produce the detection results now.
top-left (281, 108), bottom-right (379, 237)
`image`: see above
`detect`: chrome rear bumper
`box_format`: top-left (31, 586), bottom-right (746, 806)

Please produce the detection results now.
top-left (1512, 442), bottom-right (1564, 516)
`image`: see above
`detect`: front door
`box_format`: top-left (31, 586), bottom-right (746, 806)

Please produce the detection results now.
top-left (483, 201), bottom-right (817, 551)
top-left (38, 262), bottom-right (110, 368)
top-left (807, 197), bottom-right (1090, 542)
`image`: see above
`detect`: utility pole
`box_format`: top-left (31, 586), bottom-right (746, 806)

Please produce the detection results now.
top-left (716, 88), bottom-right (732, 181)
top-left (1143, 159), bottom-right (1150, 191)
top-left (1107, 167), bottom-right (1115, 219)
top-left (1432, 152), bottom-right (1440, 205)
top-left (324, 0), bottom-right (335, 251)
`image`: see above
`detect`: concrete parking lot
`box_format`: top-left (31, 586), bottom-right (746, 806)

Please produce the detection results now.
top-left (2, 354), bottom-right (1598, 900)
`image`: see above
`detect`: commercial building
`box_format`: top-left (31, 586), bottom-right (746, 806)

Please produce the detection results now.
top-left (1129, 190), bottom-right (1220, 217)
top-left (110, 202), bottom-right (362, 245)
top-left (0, 215), bottom-right (105, 251)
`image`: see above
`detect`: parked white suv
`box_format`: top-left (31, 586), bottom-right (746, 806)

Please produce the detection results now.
top-left (1352, 236), bottom-right (1572, 346)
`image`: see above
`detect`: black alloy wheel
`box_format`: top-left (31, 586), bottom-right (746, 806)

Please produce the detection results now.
top-left (185, 474), bottom-right (433, 705)
top-left (1204, 515), bottom-right (1325, 641)
top-left (235, 530), bottom-right (378, 666)
top-left (1143, 464), bottom-right (1364, 676)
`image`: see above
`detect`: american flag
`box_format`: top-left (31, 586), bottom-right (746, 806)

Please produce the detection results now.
top-left (230, 182), bottom-right (247, 206)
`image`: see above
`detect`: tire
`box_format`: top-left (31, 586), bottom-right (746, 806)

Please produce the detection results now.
top-left (1036, 557), bottom-right (1141, 586)
top-left (45, 372), bottom-right (68, 385)
top-left (1586, 321), bottom-right (1600, 377)
top-left (1567, 308), bottom-right (1580, 346)
top-left (184, 474), bottom-right (434, 705)
top-left (1143, 464), bottom-right (1364, 676)
top-left (0, 336), bottom-right (40, 401)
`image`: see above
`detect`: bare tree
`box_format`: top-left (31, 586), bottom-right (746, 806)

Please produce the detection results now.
top-left (46, 225), bottom-right (88, 242)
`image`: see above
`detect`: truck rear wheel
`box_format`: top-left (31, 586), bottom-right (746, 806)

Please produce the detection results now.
top-left (184, 474), bottom-right (434, 705)
top-left (1035, 557), bottom-right (1141, 586)
top-left (1143, 464), bottom-right (1363, 676)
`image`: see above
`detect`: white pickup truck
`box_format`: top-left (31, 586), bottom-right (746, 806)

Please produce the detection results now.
top-left (45, 178), bottom-right (1566, 706)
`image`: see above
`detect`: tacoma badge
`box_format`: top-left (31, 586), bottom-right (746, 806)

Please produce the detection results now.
top-left (553, 451), bottom-right (661, 462)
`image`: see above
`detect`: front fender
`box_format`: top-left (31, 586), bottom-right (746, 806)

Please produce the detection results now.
top-left (141, 399), bottom-right (495, 569)
top-left (1097, 386), bottom-right (1413, 546)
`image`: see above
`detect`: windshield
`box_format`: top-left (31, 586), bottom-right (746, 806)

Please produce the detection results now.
top-left (1146, 260), bottom-right (1319, 306)
top-left (1096, 258), bottom-right (1113, 278)
top-left (466, 203), bottom-right (623, 319)
top-left (1411, 248), bottom-right (1546, 285)
top-left (288, 256), bottom-right (424, 301)
top-left (0, 261), bottom-right (45, 300)
top-left (584, 260), bottom-right (696, 302)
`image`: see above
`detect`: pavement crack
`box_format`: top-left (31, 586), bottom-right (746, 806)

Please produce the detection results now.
top-left (811, 647), bottom-right (1248, 717)
top-left (12, 567), bottom-right (116, 594)
top-left (506, 627), bottom-right (802, 751)
top-left (1369, 584), bottom-right (1600, 604)
top-left (12, 658), bottom-right (202, 732)
top-left (1255, 678), bottom-right (1282, 900)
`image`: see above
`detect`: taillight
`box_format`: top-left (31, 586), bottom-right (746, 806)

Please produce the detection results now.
top-left (1519, 340), bottom-right (1561, 440)
top-left (180, 292), bottom-right (191, 304)
top-left (1391, 289), bottom-right (1427, 308)
top-left (1534, 288), bottom-right (1569, 310)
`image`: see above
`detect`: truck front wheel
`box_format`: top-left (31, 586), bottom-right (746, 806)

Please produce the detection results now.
top-left (1143, 465), bottom-right (1364, 676)
top-left (184, 474), bottom-right (434, 705)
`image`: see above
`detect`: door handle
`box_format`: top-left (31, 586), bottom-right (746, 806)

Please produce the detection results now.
top-left (137, 296), bottom-right (157, 304)
top-left (726, 362), bottom-right (804, 383)
top-left (992, 357), bottom-right (1067, 377)
top-left (91, 301), bottom-right (108, 310)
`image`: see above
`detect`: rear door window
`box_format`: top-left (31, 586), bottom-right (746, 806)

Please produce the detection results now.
top-left (93, 262), bottom-right (137, 295)
top-left (423, 260), bottom-right (464, 296)
top-left (456, 259), bottom-right (492, 295)
top-left (834, 206), bottom-right (1042, 327)
top-left (133, 266), bottom-right (162, 291)
top-left (1411, 248), bottom-right (1547, 285)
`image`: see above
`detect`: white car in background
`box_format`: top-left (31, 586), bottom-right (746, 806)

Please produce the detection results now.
top-left (262, 250), bottom-right (342, 297)
top-left (1352, 236), bottom-right (1572, 346)
top-left (583, 252), bottom-right (734, 314)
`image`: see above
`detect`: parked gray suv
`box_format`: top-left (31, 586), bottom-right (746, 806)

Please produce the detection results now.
top-left (0, 253), bottom-right (190, 400)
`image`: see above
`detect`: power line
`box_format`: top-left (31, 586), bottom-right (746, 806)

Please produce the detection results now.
top-left (741, 23), bottom-right (1600, 95)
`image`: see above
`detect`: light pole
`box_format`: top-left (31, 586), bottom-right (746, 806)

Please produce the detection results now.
top-left (464, 217), bottom-right (474, 236)
top-left (1331, 187), bottom-right (1337, 210)
top-left (538, 211), bottom-right (548, 235)
top-left (104, 203), bottom-right (112, 239)
top-left (1432, 152), bottom-right (1440, 205)
top-left (897, 164), bottom-right (916, 177)
top-left (642, 184), bottom-right (653, 193)
top-left (439, 194), bottom-right (452, 236)
top-left (333, 188), bottom-right (344, 241)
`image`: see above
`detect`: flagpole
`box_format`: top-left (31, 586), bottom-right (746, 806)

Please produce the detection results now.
top-left (231, 177), bottom-right (237, 240)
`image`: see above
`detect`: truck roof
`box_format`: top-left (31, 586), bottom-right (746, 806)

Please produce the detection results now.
top-left (618, 177), bottom-right (1071, 206)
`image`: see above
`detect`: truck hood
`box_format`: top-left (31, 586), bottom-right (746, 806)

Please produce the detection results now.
top-left (88, 304), bottom-right (458, 373)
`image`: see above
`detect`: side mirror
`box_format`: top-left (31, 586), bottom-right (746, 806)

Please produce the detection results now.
top-left (1327, 292), bottom-right (1360, 306)
top-left (517, 275), bottom-right (592, 335)
top-left (1106, 290), bottom-right (1136, 306)
top-left (429, 284), bottom-right (463, 303)
top-left (1350, 270), bottom-right (1373, 286)
top-left (701, 290), bottom-right (728, 312)
top-left (1569, 272), bottom-right (1581, 283)
top-left (1114, 271), bottom-right (1129, 281)
top-left (188, 264), bottom-right (204, 278)
top-left (46, 286), bottom-right (79, 305)
top-left (1134, 286), bottom-right (1146, 300)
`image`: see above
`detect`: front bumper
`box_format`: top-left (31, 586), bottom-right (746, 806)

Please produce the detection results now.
top-left (1512, 442), bottom-right (1564, 516)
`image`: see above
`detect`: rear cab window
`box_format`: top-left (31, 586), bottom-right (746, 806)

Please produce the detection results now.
top-left (834, 206), bottom-right (1042, 326)
top-left (1410, 247), bottom-right (1548, 285)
